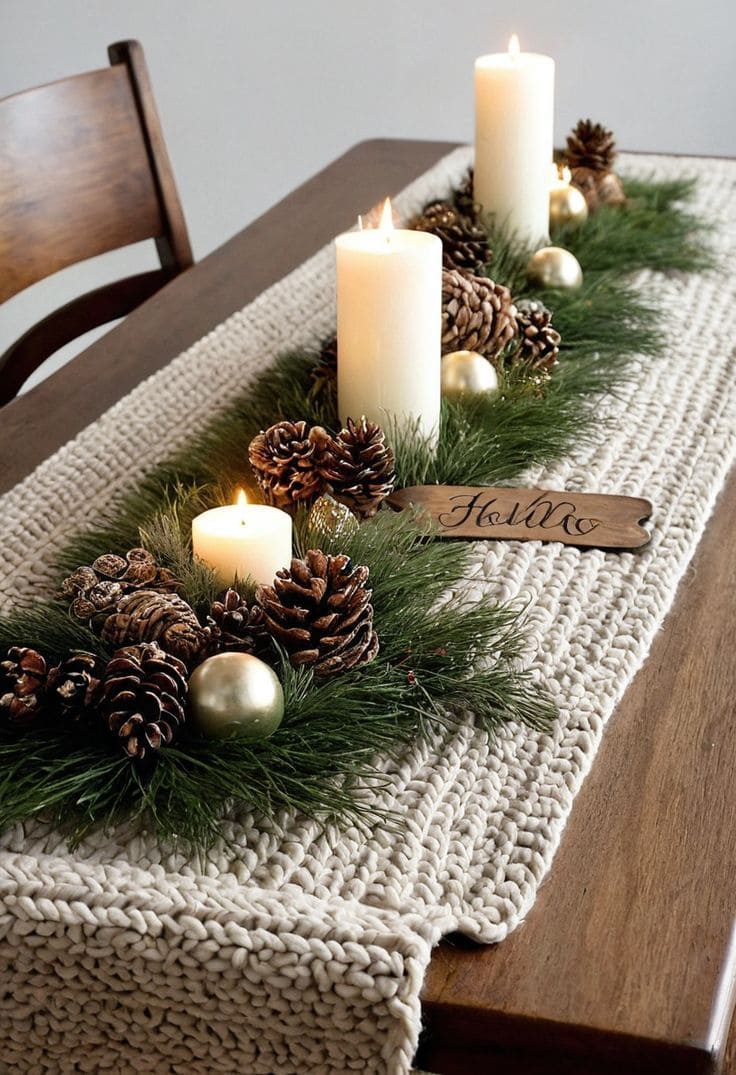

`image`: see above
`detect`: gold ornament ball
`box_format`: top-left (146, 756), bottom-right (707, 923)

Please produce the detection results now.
top-left (441, 350), bottom-right (499, 401)
top-left (549, 184), bottom-right (589, 230)
top-left (189, 652), bottom-right (284, 739)
top-left (527, 246), bottom-right (583, 290)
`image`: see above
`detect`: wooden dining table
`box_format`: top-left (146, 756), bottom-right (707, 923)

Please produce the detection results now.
top-left (1, 139), bottom-right (734, 1075)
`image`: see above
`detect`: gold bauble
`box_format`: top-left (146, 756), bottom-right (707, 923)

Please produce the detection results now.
top-left (527, 246), bottom-right (583, 290)
top-left (441, 350), bottom-right (499, 401)
top-left (189, 652), bottom-right (284, 739)
top-left (307, 494), bottom-right (359, 542)
top-left (549, 184), bottom-right (589, 230)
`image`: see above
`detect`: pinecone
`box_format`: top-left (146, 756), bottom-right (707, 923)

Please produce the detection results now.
top-left (569, 166), bottom-right (601, 212)
top-left (0, 647), bottom-right (50, 727)
top-left (308, 336), bottom-right (338, 401)
top-left (565, 119), bottom-right (617, 173)
top-left (453, 169), bottom-right (477, 220)
top-left (314, 418), bottom-right (395, 519)
top-left (442, 268), bottom-right (518, 359)
top-left (47, 651), bottom-right (104, 719)
top-left (514, 299), bottom-right (561, 371)
top-left (248, 420), bottom-right (327, 509)
top-left (62, 548), bottom-right (179, 621)
top-left (100, 642), bottom-right (187, 759)
top-left (95, 589), bottom-right (208, 666)
top-left (411, 201), bottom-right (491, 274)
top-left (255, 550), bottom-right (379, 679)
top-left (207, 588), bottom-right (271, 657)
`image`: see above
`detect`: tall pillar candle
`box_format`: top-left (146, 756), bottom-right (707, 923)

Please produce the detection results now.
top-left (474, 35), bottom-right (555, 247)
top-left (336, 199), bottom-right (442, 445)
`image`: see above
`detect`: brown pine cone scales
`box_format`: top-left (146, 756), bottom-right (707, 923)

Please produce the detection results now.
top-left (61, 548), bottom-right (179, 622)
top-left (48, 651), bottom-right (104, 718)
top-left (411, 200), bottom-right (491, 274)
top-left (207, 588), bottom-right (270, 657)
top-left (565, 119), bottom-right (616, 172)
top-left (249, 420), bottom-right (327, 508)
top-left (255, 550), bottom-right (379, 679)
top-left (95, 589), bottom-right (207, 666)
top-left (452, 169), bottom-right (477, 220)
top-left (514, 299), bottom-right (561, 371)
top-left (0, 647), bottom-right (50, 726)
top-left (442, 268), bottom-right (518, 359)
top-left (100, 642), bottom-right (187, 759)
top-left (314, 418), bottom-right (395, 519)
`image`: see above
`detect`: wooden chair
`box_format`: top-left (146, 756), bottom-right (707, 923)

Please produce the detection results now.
top-left (0, 40), bottom-right (193, 405)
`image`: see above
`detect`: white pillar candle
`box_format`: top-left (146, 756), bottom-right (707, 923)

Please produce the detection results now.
top-left (192, 492), bottom-right (292, 588)
top-left (336, 199), bottom-right (442, 445)
top-left (474, 34), bottom-right (555, 247)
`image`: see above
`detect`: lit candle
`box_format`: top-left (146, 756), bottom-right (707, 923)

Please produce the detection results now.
top-left (336, 198), bottom-right (442, 445)
top-left (474, 34), bottom-right (555, 246)
top-left (191, 490), bottom-right (292, 588)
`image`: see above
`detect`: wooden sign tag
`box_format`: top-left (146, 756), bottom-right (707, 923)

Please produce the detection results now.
top-left (387, 485), bottom-right (652, 550)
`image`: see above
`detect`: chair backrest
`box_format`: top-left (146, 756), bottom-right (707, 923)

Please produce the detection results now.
top-left (0, 40), bottom-right (193, 403)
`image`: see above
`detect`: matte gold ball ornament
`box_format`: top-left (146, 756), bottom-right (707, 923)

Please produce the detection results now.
top-left (527, 246), bottom-right (583, 290)
top-left (441, 350), bottom-right (499, 401)
top-left (189, 652), bottom-right (284, 739)
top-left (549, 184), bottom-right (589, 230)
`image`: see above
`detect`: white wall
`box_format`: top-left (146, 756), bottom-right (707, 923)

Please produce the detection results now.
top-left (2, 0), bottom-right (733, 387)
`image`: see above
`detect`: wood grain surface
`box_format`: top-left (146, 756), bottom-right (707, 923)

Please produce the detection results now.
top-left (0, 139), bottom-right (733, 1073)
top-left (389, 484), bottom-right (652, 548)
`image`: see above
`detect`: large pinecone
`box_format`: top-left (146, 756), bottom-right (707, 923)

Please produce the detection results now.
top-left (411, 200), bottom-right (491, 274)
top-left (48, 651), bottom-right (105, 719)
top-left (100, 642), bottom-right (187, 760)
top-left (255, 550), bottom-right (379, 679)
top-left (442, 268), bottom-right (518, 359)
top-left (249, 420), bottom-right (327, 509)
top-left (514, 299), bottom-right (561, 371)
top-left (95, 589), bottom-right (208, 666)
top-left (314, 418), bottom-right (395, 519)
top-left (207, 588), bottom-right (271, 657)
top-left (565, 119), bottom-right (617, 172)
top-left (0, 647), bottom-right (50, 727)
top-left (62, 548), bottom-right (179, 622)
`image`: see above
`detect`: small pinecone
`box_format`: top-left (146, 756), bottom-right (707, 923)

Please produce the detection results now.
top-left (453, 169), bottom-right (477, 220)
top-left (47, 651), bottom-right (105, 719)
top-left (412, 201), bottom-right (491, 274)
top-left (62, 548), bottom-right (179, 621)
top-left (314, 418), bottom-right (395, 519)
top-left (96, 589), bottom-right (208, 666)
top-left (309, 336), bottom-right (338, 400)
top-left (207, 588), bottom-right (271, 657)
top-left (0, 647), bottom-right (50, 727)
top-left (248, 420), bottom-right (326, 509)
top-left (514, 299), bottom-right (561, 371)
top-left (442, 268), bottom-right (518, 359)
top-left (100, 642), bottom-right (187, 760)
top-left (255, 550), bottom-right (379, 679)
top-left (565, 119), bottom-right (617, 173)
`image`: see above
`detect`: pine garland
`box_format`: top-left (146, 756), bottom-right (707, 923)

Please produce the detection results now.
top-left (0, 169), bottom-right (713, 850)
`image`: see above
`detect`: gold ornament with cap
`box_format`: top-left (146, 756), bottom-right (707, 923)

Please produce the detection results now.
top-left (549, 164), bottom-right (589, 230)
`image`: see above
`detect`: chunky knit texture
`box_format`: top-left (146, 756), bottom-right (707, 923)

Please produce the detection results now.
top-left (0, 150), bottom-right (734, 1074)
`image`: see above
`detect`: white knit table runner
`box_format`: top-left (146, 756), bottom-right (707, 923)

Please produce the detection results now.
top-left (0, 151), bottom-right (735, 1075)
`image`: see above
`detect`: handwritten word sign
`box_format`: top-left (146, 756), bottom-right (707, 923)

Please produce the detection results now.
top-left (388, 485), bottom-right (652, 549)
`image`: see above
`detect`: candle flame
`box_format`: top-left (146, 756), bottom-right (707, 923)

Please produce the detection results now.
top-left (235, 489), bottom-right (248, 507)
top-left (508, 33), bottom-right (520, 60)
top-left (379, 197), bottom-right (394, 234)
